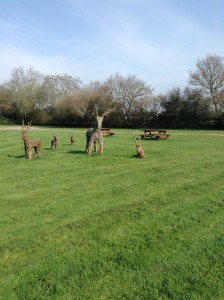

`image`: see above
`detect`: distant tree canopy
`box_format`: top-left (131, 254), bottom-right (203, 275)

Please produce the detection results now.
top-left (0, 53), bottom-right (224, 129)
top-left (188, 54), bottom-right (224, 114)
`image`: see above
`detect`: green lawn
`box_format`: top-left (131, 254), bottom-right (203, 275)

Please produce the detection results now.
top-left (0, 127), bottom-right (224, 299)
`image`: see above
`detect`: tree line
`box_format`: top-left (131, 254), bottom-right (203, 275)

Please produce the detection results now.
top-left (0, 53), bottom-right (223, 129)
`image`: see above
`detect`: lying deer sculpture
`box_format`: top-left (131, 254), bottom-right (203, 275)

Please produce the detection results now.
top-left (21, 120), bottom-right (41, 159)
top-left (86, 104), bottom-right (116, 155)
top-left (135, 135), bottom-right (145, 158)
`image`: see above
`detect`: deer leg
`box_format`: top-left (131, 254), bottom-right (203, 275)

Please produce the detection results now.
top-left (100, 141), bottom-right (103, 155)
top-left (85, 141), bottom-right (89, 153)
top-left (25, 147), bottom-right (28, 158)
top-left (86, 141), bottom-right (92, 155)
top-left (85, 137), bottom-right (90, 153)
top-left (88, 135), bottom-right (96, 155)
top-left (85, 143), bottom-right (89, 154)
top-left (87, 146), bottom-right (91, 155)
top-left (28, 148), bottom-right (32, 159)
top-left (38, 142), bottom-right (41, 156)
top-left (34, 146), bottom-right (37, 157)
top-left (94, 140), bottom-right (97, 152)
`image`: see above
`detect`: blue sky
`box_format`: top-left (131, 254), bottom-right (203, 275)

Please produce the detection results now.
top-left (0, 0), bottom-right (223, 93)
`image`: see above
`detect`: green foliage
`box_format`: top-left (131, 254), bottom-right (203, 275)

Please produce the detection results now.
top-left (0, 116), bottom-right (17, 125)
top-left (0, 128), bottom-right (224, 299)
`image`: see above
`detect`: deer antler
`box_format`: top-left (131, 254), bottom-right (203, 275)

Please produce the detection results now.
top-left (94, 101), bottom-right (99, 117)
top-left (25, 121), bottom-right (32, 132)
top-left (102, 107), bottom-right (116, 118)
top-left (21, 120), bottom-right (32, 133)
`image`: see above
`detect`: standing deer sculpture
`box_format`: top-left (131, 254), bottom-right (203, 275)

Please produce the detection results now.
top-left (85, 104), bottom-right (116, 155)
top-left (51, 133), bottom-right (58, 150)
top-left (134, 135), bottom-right (145, 158)
top-left (70, 133), bottom-right (75, 145)
top-left (21, 120), bottom-right (41, 159)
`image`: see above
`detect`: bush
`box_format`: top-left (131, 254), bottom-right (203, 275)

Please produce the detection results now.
top-left (0, 116), bottom-right (17, 125)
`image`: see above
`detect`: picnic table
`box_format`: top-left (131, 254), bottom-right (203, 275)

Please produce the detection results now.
top-left (140, 129), bottom-right (170, 140)
top-left (101, 128), bottom-right (115, 136)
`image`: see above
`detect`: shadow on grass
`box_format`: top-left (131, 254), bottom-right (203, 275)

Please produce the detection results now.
top-left (68, 150), bottom-right (86, 155)
top-left (43, 147), bottom-right (62, 150)
top-left (44, 144), bottom-right (77, 150)
top-left (7, 154), bottom-right (25, 158)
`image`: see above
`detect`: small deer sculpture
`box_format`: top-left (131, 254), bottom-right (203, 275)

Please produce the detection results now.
top-left (21, 120), bottom-right (41, 159)
top-left (135, 135), bottom-right (145, 158)
top-left (70, 133), bottom-right (75, 145)
top-left (86, 104), bottom-right (116, 155)
top-left (51, 133), bottom-right (58, 150)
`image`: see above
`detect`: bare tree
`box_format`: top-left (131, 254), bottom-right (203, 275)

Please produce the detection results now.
top-left (188, 54), bottom-right (224, 114)
top-left (0, 85), bottom-right (13, 116)
top-left (43, 74), bottom-right (82, 103)
top-left (7, 66), bottom-right (43, 117)
top-left (105, 73), bottom-right (153, 122)
top-left (87, 80), bottom-right (113, 109)
top-left (53, 89), bottom-right (91, 125)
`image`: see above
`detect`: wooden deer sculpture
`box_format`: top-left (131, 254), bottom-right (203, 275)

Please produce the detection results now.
top-left (134, 135), bottom-right (145, 158)
top-left (51, 133), bottom-right (58, 150)
top-left (21, 120), bottom-right (41, 159)
top-left (85, 104), bottom-right (116, 155)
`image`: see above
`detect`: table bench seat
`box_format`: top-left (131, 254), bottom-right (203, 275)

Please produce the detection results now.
top-left (101, 128), bottom-right (115, 136)
top-left (140, 129), bottom-right (170, 140)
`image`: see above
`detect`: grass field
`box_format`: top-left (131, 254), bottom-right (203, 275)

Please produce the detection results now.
top-left (0, 127), bottom-right (224, 299)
